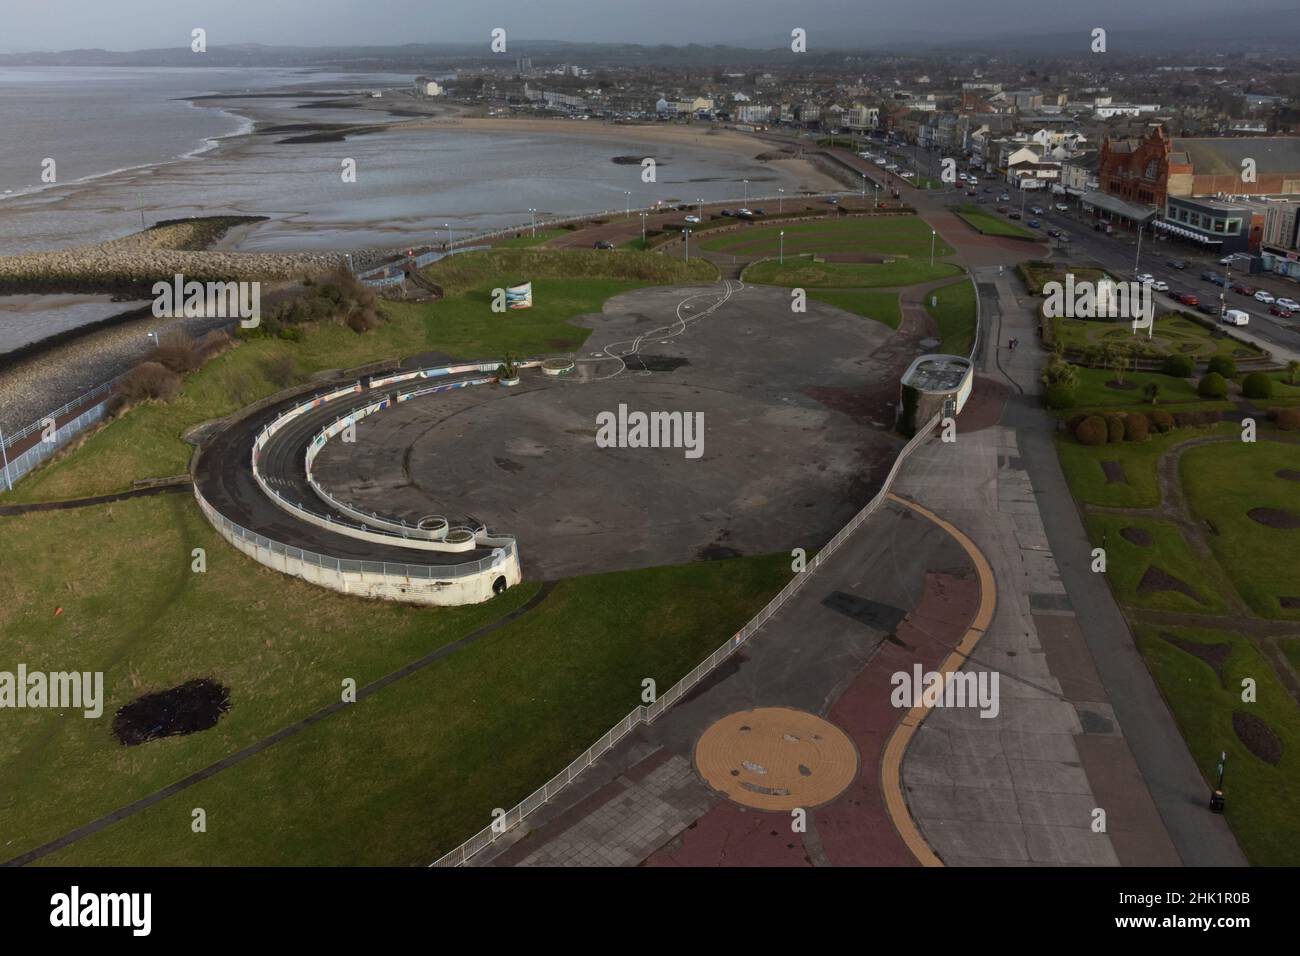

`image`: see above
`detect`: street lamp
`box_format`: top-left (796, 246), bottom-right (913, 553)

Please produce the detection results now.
top-left (147, 330), bottom-right (159, 349)
top-left (684, 228), bottom-right (691, 263)
top-left (445, 223), bottom-right (453, 250)
top-left (743, 179), bottom-right (749, 203)
top-left (640, 211), bottom-right (647, 245)
top-left (779, 230), bottom-right (785, 264)
top-left (875, 183), bottom-right (880, 208)
top-left (624, 190), bottom-right (631, 216)
top-left (861, 172), bottom-right (866, 199)
top-left (930, 229), bottom-right (936, 267)
top-left (1134, 221), bottom-right (1145, 275)
top-left (528, 208), bottom-right (537, 236)
top-left (778, 187), bottom-right (784, 213)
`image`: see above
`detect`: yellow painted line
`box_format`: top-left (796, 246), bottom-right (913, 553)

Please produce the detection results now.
top-left (879, 492), bottom-right (998, 867)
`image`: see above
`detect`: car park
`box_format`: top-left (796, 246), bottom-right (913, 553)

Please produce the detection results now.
top-left (1276, 297), bottom-right (1300, 311)
top-left (1255, 290), bottom-right (1276, 304)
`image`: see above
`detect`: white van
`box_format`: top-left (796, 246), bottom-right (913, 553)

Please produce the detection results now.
top-left (1221, 308), bottom-right (1250, 326)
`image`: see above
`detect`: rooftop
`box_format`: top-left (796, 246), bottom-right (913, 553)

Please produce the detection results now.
top-left (902, 355), bottom-right (973, 393)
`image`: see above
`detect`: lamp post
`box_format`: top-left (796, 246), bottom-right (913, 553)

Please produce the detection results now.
top-left (861, 172), bottom-right (866, 199)
top-left (529, 208), bottom-right (537, 236)
top-left (1134, 221), bottom-right (1145, 275)
top-left (778, 187), bottom-right (784, 213)
top-left (930, 229), bottom-right (936, 267)
top-left (640, 211), bottom-right (647, 245)
top-left (779, 230), bottom-right (785, 264)
top-left (684, 228), bottom-right (691, 263)
top-left (147, 330), bottom-right (159, 349)
top-left (743, 179), bottom-right (749, 204)
top-left (624, 190), bottom-right (631, 216)
top-left (0, 428), bottom-right (11, 493)
top-left (445, 223), bottom-right (453, 250)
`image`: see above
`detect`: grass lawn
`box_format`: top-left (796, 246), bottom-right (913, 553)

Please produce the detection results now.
top-left (1180, 439), bottom-right (1300, 619)
top-left (806, 290), bottom-right (902, 329)
top-left (1055, 421), bottom-right (1239, 508)
top-left (1083, 513), bottom-right (1231, 614)
top-left (4, 497), bottom-right (791, 865)
top-left (954, 204), bottom-right (1035, 239)
top-left (493, 229), bottom-right (568, 248)
top-left (1136, 625), bottom-right (1300, 865)
top-left (924, 279), bottom-right (976, 356)
top-left (1067, 367), bottom-right (1202, 408)
top-left (1053, 312), bottom-right (1263, 363)
top-left (4, 250), bottom-right (713, 504)
top-left (744, 256), bottom-right (961, 289)
top-left (699, 216), bottom-right (954, 260)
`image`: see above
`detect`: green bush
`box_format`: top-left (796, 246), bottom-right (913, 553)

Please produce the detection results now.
top-left (1044, 382), bottom-right (1076, 410)
top-left (1075, 415), bottom-right (1108, 446)
top-left (1105, 414), bottom-right (1126, 443)
top-left (1174, 408), bottom-right (1222, 427)
top-left (1206, 355), bottom-right (1237, 379)
top-left (1162, 353), bottom-right (1195, 378)
top-left (1148, 409), bottom-right (1175, 433)
top-left (1124, 413), bottom-right (1150, 442)
top-left (1198, 372), bottom-right (1228, 399)
top-left (1241, 372), bottom-right (1274, 400)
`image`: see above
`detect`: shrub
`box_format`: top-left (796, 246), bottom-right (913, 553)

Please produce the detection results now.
top-left (1198, 372), bottom-right (1228, 399)
top-left (1162, 354), bottom-right (1195, 378)
top-left (1241, 372), bottom-right (1274, 400)
top-left (277, 326), bottom-right (303, 342)
top-left (1075, 415), bottom-right (1108, 446)
top-left (1104, 414), bottom-right (1126, 443)
top-left (1042, 357), bottom-right (1079, 388)
top-left (264, 355), bottom-right (297, 388)
top-left (1274, 407), bottom-right (1300, 431)
top-left (1173, 409), bottom-right (1222, 427)
top-left (1044, 382), bottom-right (1076, 410)
top-left (1124, 413), bottom-right (1150, 442)
top-left (109, 361), bottom-right (181, 414)
top-left (1206, 355), bottom-right (1237, 379)
top-left (1148, 409), bottom-right (1175, 433)
top-left (146, 333), bottom-right (202, 374)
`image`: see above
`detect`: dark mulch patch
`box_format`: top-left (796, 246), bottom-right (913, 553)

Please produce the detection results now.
top-left (1247, 507), bottom-right (1300, 530)
top-left (1233, 710), bottom-right (1283, 765)
top-left (1138, 566), bottom-right (1206, 605)
top-left (804, 383), bottom-right (894, 427)
top-left (625, 354), bottom-right (689, 372)
top-left (1101, 460), bottom-right (1128, 484)
top-left (1105, 380), bottom-right (1139, 390)
top-left (1280, 597), bottom-right (1300, 609)
top-left (1276, 469), bottom-right (1300, 482)
top-left (1161, 633), bottom-right (1230, 685)
top-left (697, 544), bottom-right (742, 560)
top-left (112, 678), bottom-right (232, 746)
top-left (1120, 526), bottom-right (1153, 547)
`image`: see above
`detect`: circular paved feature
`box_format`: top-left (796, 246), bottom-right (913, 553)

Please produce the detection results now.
top-left (693, 707), bottom-right (859, 811)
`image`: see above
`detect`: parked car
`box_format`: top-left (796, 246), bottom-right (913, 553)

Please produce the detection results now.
top-left (999, 192), bottom-right (1010, 201)
top-left (825, 197), bottom-right (839, 205)
top-left (1200, 270), bottom-right (1219, 283)
top-left (1054, 203), bottom-right (1069, 212)
top-left (1151, 280), bottom-right (1169, 292)
top-left (1276, 297), bottom-right (1300, 311)
top-left (1008, 211), bottom-right (1022, 220)
top-left (1197, 302), bottom-right (1222, 316)
top-left (1047, 228), bottom-right (1061, 238)
top-left (1269, 304), bottom-right (1294, 318)
top-left (753, 208), bottom-right (766, 216)
top-left (1027, 219), bottom-right (1040, 228)
top-left (720, 209), bottom-right (735, 217)
top-left (1221, 308), bottom-right (1249, 325)
top-left (1255, 290), bottom-right (1276, 304)
top-left (1177, 292), bottom-right (1200, 306)
top-left (1031, 206), bottom-right (1044, 216)
top-left (1232, 283), bottom-right (1256, 296)
top-left (1166, 258), bottom-right (1187, 269)
top-left (593, 240), bottom-right (615, 250)
top-left (1219, 255), bottom-right (1236, 266)
top-left (684, 215), bottom-right (702, 224)
top-left (996, 205), bottom-right (1009, 214)
top-left (1136, 272), bottom-right (1154, 283)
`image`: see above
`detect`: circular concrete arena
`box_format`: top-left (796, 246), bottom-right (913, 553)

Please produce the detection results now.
top-left (694, 707), bottom-right (859, 811)
top-left (310, 281), bottom-right (902, 580)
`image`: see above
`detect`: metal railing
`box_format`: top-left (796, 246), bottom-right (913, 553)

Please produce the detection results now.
top-left (430, 412), bottom-right (941, 867)
top-left (1, 380), bottom-right (117, 489)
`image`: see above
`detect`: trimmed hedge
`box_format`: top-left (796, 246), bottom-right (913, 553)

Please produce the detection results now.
top-left (1044, 382), bottom-right (1076, 410)
top-left (1124, 413), bottom-right (1150, 442)
top-left (1198, 372), bottom-right (1228, 399)
top-left (1105, 414), bottom-right (1126, 443)
top-left (1206, 355), bottom-right (1237, 379)
top-left (1161, 353), bottom-right (1196, 378)
top-left (1075, 415), bottom-right (1108, 446)
top-left (1148, 408), bottom-right (1175, 433)
top-left (1241, 372), bottom-right (1274, 400)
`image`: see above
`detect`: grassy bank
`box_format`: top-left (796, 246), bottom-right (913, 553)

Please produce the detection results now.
top-left (806, 290), bottom-right (902, 329)
top-left (954, 204), bottom-right (1035, 239)
top-left (744, 256), bottom-right (961, 289)
top-left (924, 279), bottom-right (977, 356)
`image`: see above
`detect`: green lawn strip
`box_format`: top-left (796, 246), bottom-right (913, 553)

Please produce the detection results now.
top-left (700, 216), bottom-right (954, 260)
top-left (1068, 367), bottom-right (1202, 407)
top-left (5, 250), bottom-right (713, 504)
top-left (1056, 400), bottom-right (1235, 420)
top-left (33, 553), bottom-right (791, 865)
top-left (1281, 638), bottom-right (1300, 674)
top-left (954, 204), bottom-right (1034, 239)
top-left (0, 494), bottom-right (536, 860)
top-left (1180, 439), bottom-right (1300, 620)
top-left (805, 290), bottom-right (902, 329)
top-left (1053, 313), bottom-right (1262, 362)
top-left (1136, 625), bottom-right (1300, 865)
top-left (1083, 513), bottom-right (1231, 614)
top-left (492, 229), bottom-right (568, 248)
top-left (744, 256), bottom-right (961, 289)
top-left (923, 279), bottom-right (977, 356)
top-left (1054, 421), bottom-right (1239, 508)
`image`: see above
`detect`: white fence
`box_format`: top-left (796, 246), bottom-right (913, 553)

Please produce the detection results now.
top-left (431, 412), bottom-right (941, 867)
top-left (1, 380), bottom-right (116, 489)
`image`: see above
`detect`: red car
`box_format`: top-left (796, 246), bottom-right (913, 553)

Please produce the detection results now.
top-left (1233, 283), bottom-right (1257, 296)
top-left (1270, 304), bottom-right (1294, 318)
top-left (1177, 292), bottom-right (1199, 306)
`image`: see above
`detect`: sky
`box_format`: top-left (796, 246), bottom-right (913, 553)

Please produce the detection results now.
top-left (2, 0), bottom-right (1287, 52)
